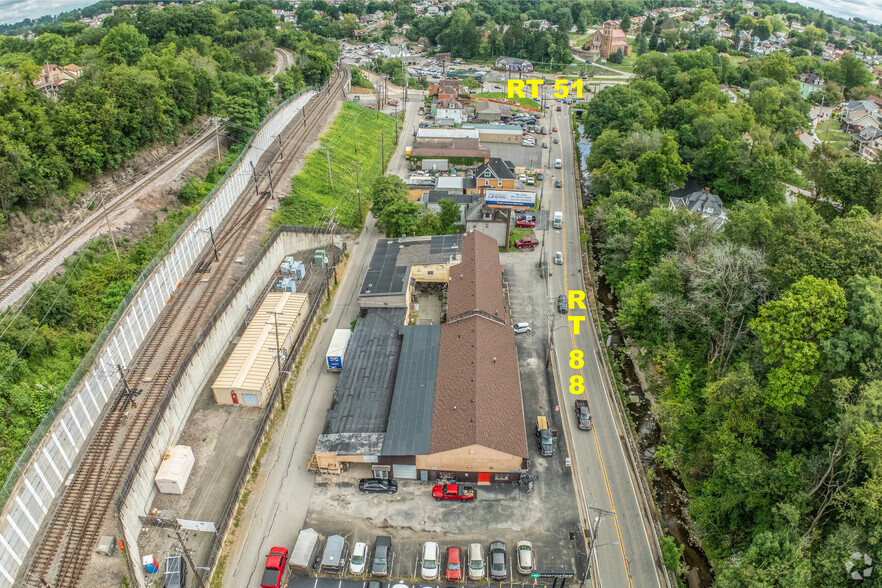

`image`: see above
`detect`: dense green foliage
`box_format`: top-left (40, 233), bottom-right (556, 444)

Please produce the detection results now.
top-left (586, 49), bottom-right (882, 584)
top-left (272, 102), bottom-right (399, 229)
top-left (0, 144), bottom-right (245, 487)
top-left (369, 175), bottom-right (461, 238)
top-left (0, 0), bottom-right (338, 223)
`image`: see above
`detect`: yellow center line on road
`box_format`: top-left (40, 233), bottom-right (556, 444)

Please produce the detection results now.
top-left (554, 106), bottom-right (633, 588)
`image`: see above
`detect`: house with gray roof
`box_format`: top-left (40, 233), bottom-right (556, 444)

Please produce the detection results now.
top-left (669, 187), bottom-right (728, 231)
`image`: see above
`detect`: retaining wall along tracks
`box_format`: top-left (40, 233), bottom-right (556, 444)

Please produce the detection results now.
top-left (0, 89), bottom-right (316, 588)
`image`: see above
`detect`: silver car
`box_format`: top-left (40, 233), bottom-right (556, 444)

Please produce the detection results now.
top-left (513, 322), bottom-right (531, 334)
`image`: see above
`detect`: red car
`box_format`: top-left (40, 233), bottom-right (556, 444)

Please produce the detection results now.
top-left (388, 99), bottom-right (399, 106)
top-left (261, 547), bottom-right (288, 588)
top-left (515, 219), bottom-right (536, 228)
top-left (515, 238), bottom-right (540, 249)
top-left (446, 546), bottom-right (464, 581)
top-left (552, 126), bottom-right (558, 132)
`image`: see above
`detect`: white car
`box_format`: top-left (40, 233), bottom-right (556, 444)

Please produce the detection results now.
top-left (516, 541), bottom-right (534, 575)
top-left (421, 541), bottom-right (440, 580)
top-left (513, 322), bottom-right (532, 334)
top-left (350, 542), bottom-right (368, 574)
top-left (468, 543), bottom-right (485, 580)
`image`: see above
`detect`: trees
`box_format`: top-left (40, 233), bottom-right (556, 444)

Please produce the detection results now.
top-left (612, 47), bottom-right (624, 64)
top-left (379, 198), bottom-right (420, 238)
top-left (759, 51), bottom-right (796, 84)
top-left (749, 276), bottom-right (847, 411)
top-left (369, 174), bottom-right (409, 218)
top-left (438, 199), bottom-right (461, 232)
top-left (837, 53), bottom-right (874, 94)
top-left (620, 15), bottom-right (631, 32)
top-left (99, 23), bottom-right (148, 65)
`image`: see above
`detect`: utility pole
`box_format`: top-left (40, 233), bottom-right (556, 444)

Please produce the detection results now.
top-left (208, 227), bottom-right (219, 262)
top-left (266, 162), bottom-right (276, 199)
top-left (381, 132), bottom-right (385, 173)
top-left (116, 363), bottom-right (142, 412)
top-left (584, 507), bottom-right (615, 584)
top-left (276, 134), bottom-right (284, 159)
top-left (354, 116), bottom-right (358, 155)
top-left (354, 162), bottom-right (362, 221)
top-left (171, 525), bottom-right (207, 588)
top-left (324, 147), bottom-right (333, 189)
top-left (249, 161), bottom-right (260, 198)
top-left (267, 310), bottom-right (285, 410)
top-left (215, 118), bottom-right (221, 163)
top-left (100, 192), bottom-right (121, 261)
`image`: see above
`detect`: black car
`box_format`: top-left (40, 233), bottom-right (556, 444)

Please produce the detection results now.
top-left (358, 478), bottom-right (398, 494)
top-left (555, 179), bottom-right (562, 188)
top-left (489, 542), bottom-right (507, 580)
top-left (557, 294), bottom-right (568, 314)
top-left (372, 536), bottom-right (392, 576)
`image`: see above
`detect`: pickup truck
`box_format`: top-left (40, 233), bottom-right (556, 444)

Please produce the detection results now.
top-left (536, 416), bottom-right (556, 456)
top-left (261, 547), bottom-right (289, 588)
top-left (575, 400), bottom-right (593, 431)
top-left (432, 483), bottom-right (477, 501)
top-left (515, 238), bottom-right (539, 249)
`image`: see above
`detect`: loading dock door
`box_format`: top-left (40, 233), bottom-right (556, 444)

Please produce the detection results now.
top-left (478, 473), bottom-right (491, 485)
top-left (242, 394), bottom-right (259, 406)
top-left (393, 464), bottom-right (417, 480)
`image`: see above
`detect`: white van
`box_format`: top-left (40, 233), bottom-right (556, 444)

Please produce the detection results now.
top-left (554, 159), bottom-right (562, 169)
top-left (553, 211), bottom-right (563, 229)
top-left (519, 173), bottom-right (527, 183)
top-left (468, 543), bottom-right (485, 580)
top-left (421, 542), bottom-right (440, 580)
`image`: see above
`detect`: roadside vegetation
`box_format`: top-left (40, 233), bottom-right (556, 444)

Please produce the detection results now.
top-left (0, 144), bottom-right (248, 489)
top-left (369, 175), bottom-right (462, 238)
top-left (583, 47), bottom-right (882, 583)
top-left (0, 1), bottom-right (339, 239)
top-left (271, 102), bottom-right (400, 229)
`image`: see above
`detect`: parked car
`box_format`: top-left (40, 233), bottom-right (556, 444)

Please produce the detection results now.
top-left (432, 483), bottom-right (477, 501)
top-left (489, 542), bottom-right (507, 580)
top-left (558, 294), bottom-right (568, 314)
top-left (372, 537), bottom-right (392, 576)
top-left (468, 543), bottom-right (485, 580)
top-left (516, 219), bottom-right (536, 228)
top-left (555, 179), bottom-right (562, 188)
top-left (358, 478), bottom-right (398, 494)
top-left (387, 99), bottom-right (399, 106)
top-left (261, 547), bottom-right (289, 588)
top-left (513, 322), bottom-right (532, 334)
top-left (446, 547), bottom-right (463, 581)
top-left (366, 583), bottom-right (383, 588)
top-left (421, 542), bottom-right (440, 580)
top-left (515, 238), bottom-right (540, 249)
top-left (536, 172), bottom-right (544, 181)
top-left (516, 541), bottom-right (534, 575)
top-left (350, 542), bottom-right (368, 574)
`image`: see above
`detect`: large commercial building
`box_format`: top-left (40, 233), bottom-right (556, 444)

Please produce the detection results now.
top-left (311, 231), bottom-right (528, 482)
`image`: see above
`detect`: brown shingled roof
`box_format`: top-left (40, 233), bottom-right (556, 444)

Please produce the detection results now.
top-left (430, 316), bottom-right (528, 458)
top-left (447, 230), bottom-right (508, 323)
top-left (429, 230), bottom-right (527, 459)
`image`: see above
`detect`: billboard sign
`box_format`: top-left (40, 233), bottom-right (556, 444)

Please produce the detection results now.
top-left (485, 190), bottom-right (536, 207)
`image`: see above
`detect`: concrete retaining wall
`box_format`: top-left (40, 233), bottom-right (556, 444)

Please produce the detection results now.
top-left (118, 229), bottom-right (331, 587)
top-left (0, 90), bottom-right (316, 587)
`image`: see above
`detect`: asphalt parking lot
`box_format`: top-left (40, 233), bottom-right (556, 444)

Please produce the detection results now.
top-left (298, 248), bottom-right (585, 585)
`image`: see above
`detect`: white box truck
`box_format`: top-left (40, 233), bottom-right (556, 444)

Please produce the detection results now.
top-left (553, 211), bottom-right (563, 229)
top-left (326, 329), bottom-right (351, 371)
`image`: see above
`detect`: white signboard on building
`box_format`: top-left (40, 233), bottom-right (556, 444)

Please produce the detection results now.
top-left (484, 190), bottom-right (536, 207)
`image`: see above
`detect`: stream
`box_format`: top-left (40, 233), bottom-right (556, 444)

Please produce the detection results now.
top-left (576, 137), bottom-right (715, 587)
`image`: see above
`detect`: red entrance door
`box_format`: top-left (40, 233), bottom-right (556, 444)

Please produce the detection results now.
top-left (231, 392), bottom-right (239, 405)
top-left (478, 472), bottom-right (491, 484)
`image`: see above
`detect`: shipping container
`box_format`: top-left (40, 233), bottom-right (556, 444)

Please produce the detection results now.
top-left (155, 445), bottom-right (195, 494)
top-left (326, 329), bottom-right (351, 371)
top-left (289, 528), bottom-right (320, 576)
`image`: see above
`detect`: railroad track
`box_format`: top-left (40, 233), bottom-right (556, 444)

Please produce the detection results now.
top-left (23, 65), bottom-right (349, 588)
top-left (272, 48), bottom-right (295, 76)
top-left (0, 120), bottom-right (218, 311)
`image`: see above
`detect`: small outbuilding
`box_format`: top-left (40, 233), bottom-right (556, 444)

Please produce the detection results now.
top-left (212, 292), bottom-right (310, 406)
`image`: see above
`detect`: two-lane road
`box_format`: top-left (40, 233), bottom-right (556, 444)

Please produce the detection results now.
top-left (541, 102), bottom-right (666, 588)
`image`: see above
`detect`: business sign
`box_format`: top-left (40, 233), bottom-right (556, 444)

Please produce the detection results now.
top-left (485, 190), bottom-right (536, 207)
top-left (530, 570), bottom-right (575, 579)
